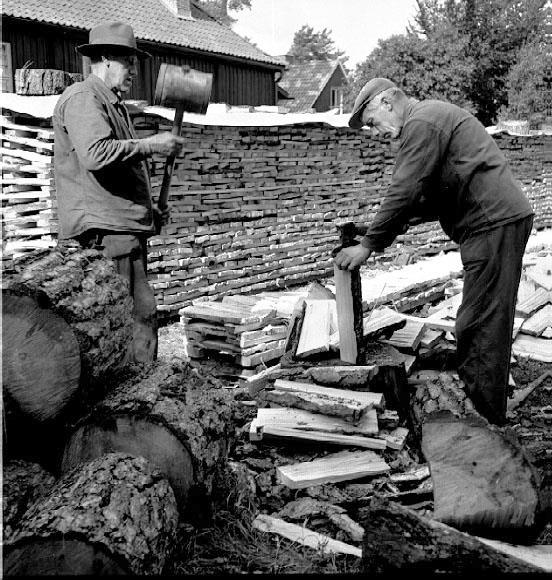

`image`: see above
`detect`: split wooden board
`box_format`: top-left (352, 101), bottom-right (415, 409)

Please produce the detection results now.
top-left (296, 299), bottom-right (333, 358)
top-left (249, 419), bottom-right (387, 450)
top-left (254, 407), bottom-right (380, 437)
top-left (253, 514), bottom-right (362, 558)
top-left (512, 334), bottom-right (552, 363)
top-left (277, 449), bottom-right (389, 489)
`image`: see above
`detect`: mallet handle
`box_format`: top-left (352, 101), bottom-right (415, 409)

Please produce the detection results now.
top-left (157, 103), bottom-right (185, 211)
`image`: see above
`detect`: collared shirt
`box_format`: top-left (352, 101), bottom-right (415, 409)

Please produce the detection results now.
top-left (53, 74), bottom-right (156, 239)
top-left (361, 99), bottom-right (534, 251)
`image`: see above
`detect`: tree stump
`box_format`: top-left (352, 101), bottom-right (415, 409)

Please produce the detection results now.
top-left (2, 244), bottom-right (134, 425)
top-left (15, 69), bottom-right (83, 95)
top-left (61, 360), bottom-right (234, 520)
top-left (410, 372), bottom-right (541, 536)
top-left (3, 459), bottom-right (55, 540)
top-left (3, 453), bottom-right (178, 576)
top-left (360, 496), bottom-right (545, 574)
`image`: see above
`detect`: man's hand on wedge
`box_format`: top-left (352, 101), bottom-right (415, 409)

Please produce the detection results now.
top-left (334, 245), bottom-right (372, 270)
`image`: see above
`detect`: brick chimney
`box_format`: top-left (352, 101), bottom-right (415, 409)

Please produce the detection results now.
top-left (159, 0), bottom-right (193, 19)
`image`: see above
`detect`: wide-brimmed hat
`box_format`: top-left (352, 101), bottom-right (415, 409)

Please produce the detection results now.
top-left (77, 21), bottom-right (151, 59)
top-left (348, 78), bottom-right (397, 129)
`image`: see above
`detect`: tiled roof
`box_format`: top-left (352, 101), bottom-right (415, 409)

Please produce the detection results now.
top-left (2, 0), bottom-right (285, 68)
top-left (278, 60), bottom-right (347, 112)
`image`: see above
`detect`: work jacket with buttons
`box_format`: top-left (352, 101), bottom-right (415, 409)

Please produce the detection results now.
top-left (361, 99), bottom-right (534, 252)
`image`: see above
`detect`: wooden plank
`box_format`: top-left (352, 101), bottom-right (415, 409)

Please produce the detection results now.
top-left (519, 304), bottom-right (552, 337)
top-left (296, 299), bottom-right (332, 358)
top-left (362, 306), bottom-right (406, 338)
top-left (333, 264), bottom-right (361, 364)
top-left (249, 419), bottom-right (387, 450)
top-left (252, 515), bottom-right (362, 558)
top-left (276, 450), bottom-right (389, 489)
top-left (382, 318), bottom-right (425, 351)
top-left (515, 286), bottom-right (551, 316)
top-left (273, 379), bottom-right (384, 409)
top-left (474, 538), bottom-right (552, 572)
top-left (255, 407), bottom-right (379, 437)
top-left (379, 427), bottom-right (409, 451)
top-left (180, 302), bottom-right (274, 325)
top-left (305, 365), bottom-right (380, 387)
top-left (0, 146), bottom-right (53, 165)
top-left (2, 134), bottom-right (55, 152)
top-left (512, 334), bottom-right (552, 363)
top-left (390, 465), bottom-right (431, 484)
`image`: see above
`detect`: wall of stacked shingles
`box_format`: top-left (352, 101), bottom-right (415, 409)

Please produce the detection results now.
top-left (133, 115), bottom-right (550, 321)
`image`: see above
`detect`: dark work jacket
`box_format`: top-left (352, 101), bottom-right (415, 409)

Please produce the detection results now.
top-left (361, 99), bottom-right (534, 252)
top-left (53, 74), bottom-right (155, 239)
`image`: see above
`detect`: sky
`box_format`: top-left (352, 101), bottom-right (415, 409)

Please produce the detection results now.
top-left (230, 0), bottom-right (420, 69)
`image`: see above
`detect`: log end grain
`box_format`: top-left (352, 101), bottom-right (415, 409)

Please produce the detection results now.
top-left (422, 411), bottom-right (541, 533)
top-left (2, 292), bottom-right (81, 422)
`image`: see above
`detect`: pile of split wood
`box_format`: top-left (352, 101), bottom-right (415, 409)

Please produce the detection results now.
top-left (2, 245), bottom-right (236, 576)
top-left (1, 113), bottom-right (57, 267)
top-left (237, 349), bottom-right (549, 573)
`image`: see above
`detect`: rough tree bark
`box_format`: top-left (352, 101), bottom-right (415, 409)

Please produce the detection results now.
top-left (61, 359), bottom-right (234, 520)
top-left (409, 372), bottom-right (541, 536)
top-left (2, 244), bottom-right (134, 424)
top-left (360, 496), bottom-right (545, 574)
top-left (15, 69), bottom-right (83, 95)
top-left (3, 453), bottom-right (178, 576)
top-left (3, 459), bottom-right (55, 540)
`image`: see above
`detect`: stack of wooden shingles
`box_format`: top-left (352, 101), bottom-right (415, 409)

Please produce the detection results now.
top-left (1, 114), bottom-right (57, 267)
top-left (380, 252), bottom-right (552, 366)
top-left (512, 254), bottom-right (552, 362)
top-left (180, 290), bottom-right (309, 376)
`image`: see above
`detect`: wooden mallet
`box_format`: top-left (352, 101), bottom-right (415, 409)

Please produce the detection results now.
top-left (153, 64), bottom-right (213, 212)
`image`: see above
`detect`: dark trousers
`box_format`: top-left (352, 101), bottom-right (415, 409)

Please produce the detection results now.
top-left (456, 215), bottom-right (533, 425)
top-left (78, 231), bottom-right (158, 364)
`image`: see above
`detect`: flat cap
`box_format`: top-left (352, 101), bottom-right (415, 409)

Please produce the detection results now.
top-left (348, 78), bottom-right (397, 129)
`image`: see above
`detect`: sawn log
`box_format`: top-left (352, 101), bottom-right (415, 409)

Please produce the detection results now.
top-left (3, 453), bottom-right (178, 576)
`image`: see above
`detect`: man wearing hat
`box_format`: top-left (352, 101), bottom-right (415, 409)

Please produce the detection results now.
top-left (53, 21), bottom-right (186, 364)
top-left (335, 78), bottom-right (534, 426)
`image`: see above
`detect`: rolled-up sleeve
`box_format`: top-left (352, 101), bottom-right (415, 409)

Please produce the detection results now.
top-left (361, 120), bottom-right (442, 251)
top-left (62, 91), bottom-right (151, 171)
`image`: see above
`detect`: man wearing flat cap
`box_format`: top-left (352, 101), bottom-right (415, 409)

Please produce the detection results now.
top-left (335, 78), bottom-right (534, 426)
top-left (54, 21), bottom-right (185, 363)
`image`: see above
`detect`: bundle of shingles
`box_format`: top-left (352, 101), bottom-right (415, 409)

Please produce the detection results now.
top-left (180, 290), bottom-right (310, 376)
top-left (382, 252), bottom-right (552, 367)
top-left (1, 114), bottom-right (57, 267)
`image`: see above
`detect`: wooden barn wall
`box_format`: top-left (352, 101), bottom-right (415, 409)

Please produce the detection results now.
top-left (3, 18), bottom-right (88, 75)
top-left (3, 18), bottom-right (278, 106)
top-left (314, 68), bottom-right (347, 112)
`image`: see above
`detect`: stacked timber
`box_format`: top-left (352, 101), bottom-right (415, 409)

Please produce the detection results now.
top-left (1, 114), bottom-right (57, 266)
top-left (180, 292), bottom-right (306, 375)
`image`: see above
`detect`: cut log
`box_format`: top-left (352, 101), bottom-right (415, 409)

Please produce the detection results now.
top-left (333, 263), bottom-right (364, 364)
top-left (15, 68), bottom-right (83, 95)
top-left (61, 360), bottom-right (233, 519)
top-left (410, 372), bottom-right (541, 534)
top-left (253, 514), bottom-right (362, 557)
top-left (360, 496), bottom-right (546, 573)
top-left (2, 245), bottom-right (134, 424)
top-left (277, 450), bottom-right (389, 489)
top-left (4, 453), bottom-right (178, 576)
top-left (3, 459), bottom-right (55, 540)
